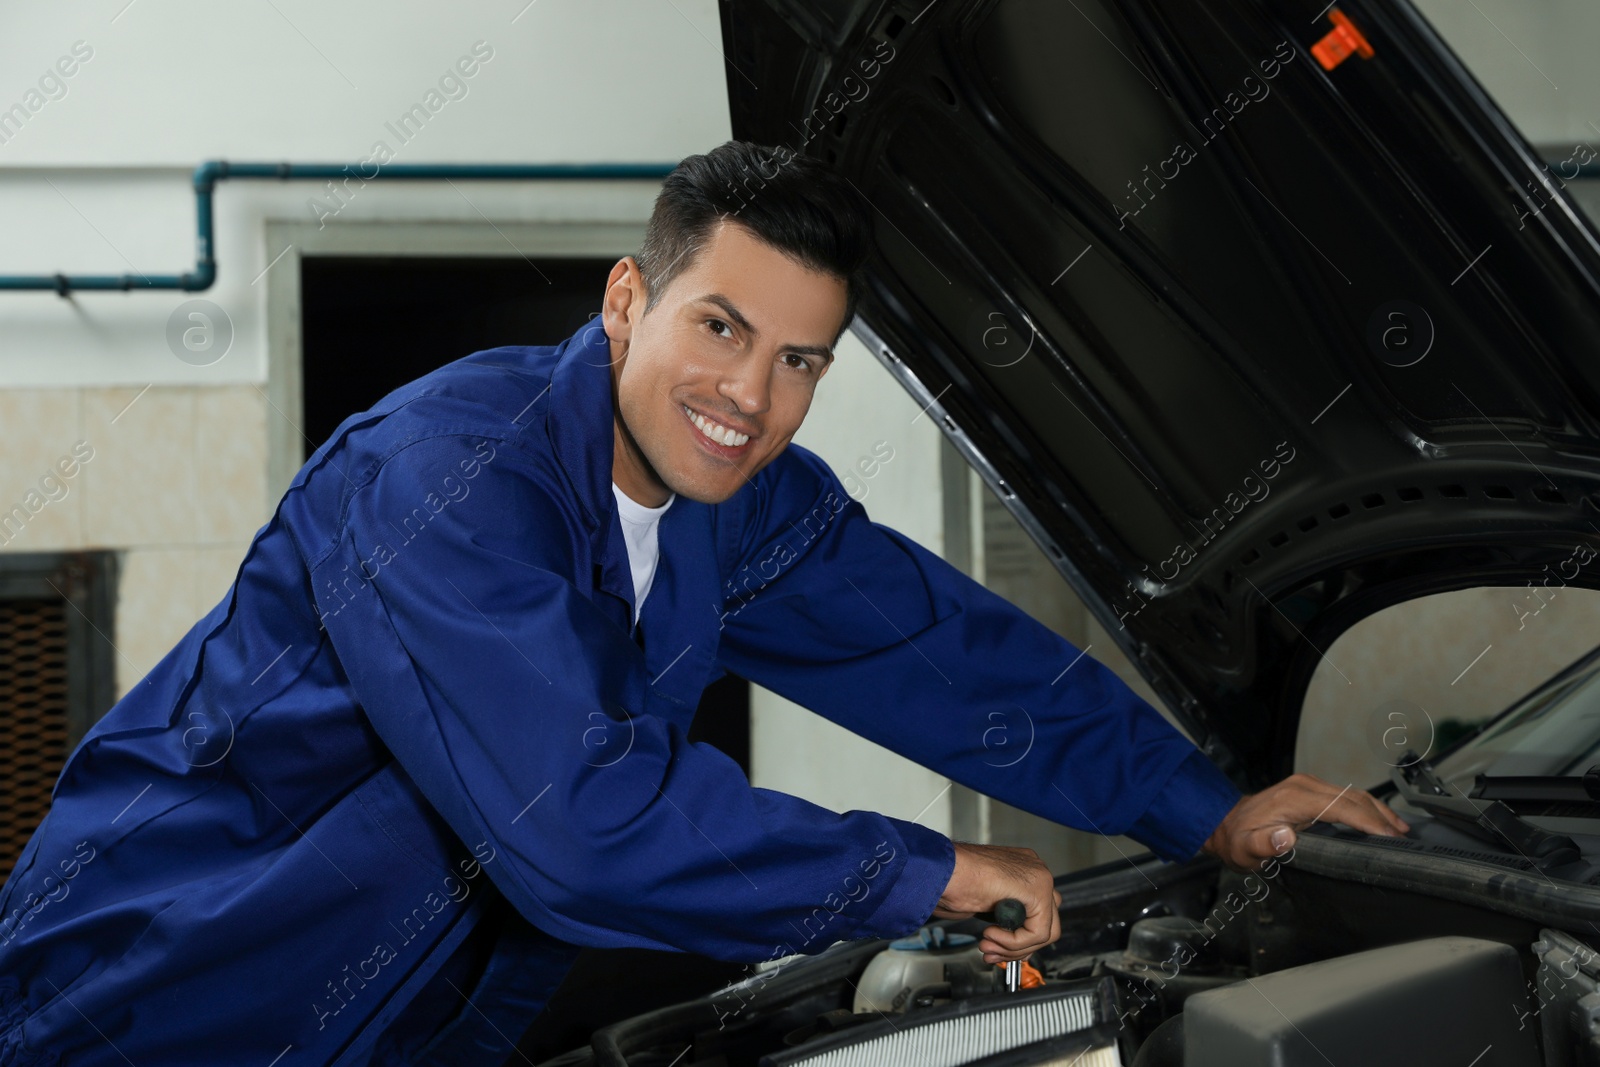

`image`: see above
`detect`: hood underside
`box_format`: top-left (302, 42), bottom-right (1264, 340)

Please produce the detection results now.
top-left (721, 0), bottom-right (1600, 784)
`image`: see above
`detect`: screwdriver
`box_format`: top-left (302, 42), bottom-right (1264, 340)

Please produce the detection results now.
top-left (977, 897), bottom-right (1027, 993)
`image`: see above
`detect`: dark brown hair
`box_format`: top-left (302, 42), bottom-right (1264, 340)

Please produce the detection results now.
top-left (633, 140), bottom-right (874, 345)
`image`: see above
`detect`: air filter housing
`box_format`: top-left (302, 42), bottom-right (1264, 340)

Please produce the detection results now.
top-left (1184, 936), bottom-right (1539, 1067)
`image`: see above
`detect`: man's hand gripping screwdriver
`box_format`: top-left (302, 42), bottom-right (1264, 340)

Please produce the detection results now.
top-left (932, 842), bottom-right (1061, 990)
top-left (977, 898), bottom-right (1027, 993)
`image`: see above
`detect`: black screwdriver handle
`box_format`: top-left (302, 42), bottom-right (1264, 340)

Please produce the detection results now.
top-left (977, 897), bottom-right (1026, 932)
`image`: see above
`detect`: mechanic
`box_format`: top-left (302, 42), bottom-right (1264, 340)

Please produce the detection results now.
top-left (0, 139), bottom-right (1408, 1066)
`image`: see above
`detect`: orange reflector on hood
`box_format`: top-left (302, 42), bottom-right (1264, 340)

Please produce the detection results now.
top-left (1312, 9), bottom-right (1375, 70)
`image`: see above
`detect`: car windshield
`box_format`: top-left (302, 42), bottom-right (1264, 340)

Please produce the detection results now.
top-left (1435, 649), bottom-right (1600, 785)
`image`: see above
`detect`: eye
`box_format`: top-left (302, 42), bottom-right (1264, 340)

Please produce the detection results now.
top-left (782, 352), bottom-right (815, 374)
top-left (706, 318), bottom-right (732, 338)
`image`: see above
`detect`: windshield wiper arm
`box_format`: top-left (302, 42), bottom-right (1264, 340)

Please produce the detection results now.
top-left (1390, 752), bottom-right (1582, 869)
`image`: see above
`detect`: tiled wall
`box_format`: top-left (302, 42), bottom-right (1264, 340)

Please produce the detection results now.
top-left (0, 385), bottom-right (270, 700)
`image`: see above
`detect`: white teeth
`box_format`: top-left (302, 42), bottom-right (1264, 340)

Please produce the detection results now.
top-left (684, 405), bottom-right (749, 447)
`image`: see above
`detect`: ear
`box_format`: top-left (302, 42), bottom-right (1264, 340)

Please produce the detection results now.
top-left (602, 256), bottom-right (645, 345)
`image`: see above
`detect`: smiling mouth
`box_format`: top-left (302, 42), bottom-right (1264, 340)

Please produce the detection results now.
top-left (683, 404), bottom-right (752, 449)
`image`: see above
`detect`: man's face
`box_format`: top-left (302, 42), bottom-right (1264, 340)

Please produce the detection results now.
top-left (602, 218), bottom-right (846, 506)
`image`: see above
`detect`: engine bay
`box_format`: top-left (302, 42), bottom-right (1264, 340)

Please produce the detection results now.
top-left (534, 834), bottom-right (1600, 1067)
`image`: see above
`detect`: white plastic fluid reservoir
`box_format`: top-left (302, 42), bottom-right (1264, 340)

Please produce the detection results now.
top-left (852, 927), bottom-right (985, 1014)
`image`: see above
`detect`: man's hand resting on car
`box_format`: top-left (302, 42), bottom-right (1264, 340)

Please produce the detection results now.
top-left (928, 774), bottom-right (1407, 964)
top-left (1203, 772), bottom-right (1411, 870)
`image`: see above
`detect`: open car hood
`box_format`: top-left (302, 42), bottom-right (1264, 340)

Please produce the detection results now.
top-left (720, 0), bottom-right (1600, 784)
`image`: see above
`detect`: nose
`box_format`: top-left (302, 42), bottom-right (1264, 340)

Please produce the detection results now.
top-left (716, 348), bottom-right (774, 420)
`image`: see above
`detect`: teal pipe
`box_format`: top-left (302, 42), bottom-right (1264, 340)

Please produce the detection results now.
top-left (0, 160), bottom-right (677, 296)
top-left (15, 155), bottom-right (1593, 296)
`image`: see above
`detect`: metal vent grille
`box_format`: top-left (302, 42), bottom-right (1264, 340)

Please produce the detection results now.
top-left (0, 597), bottom-right (70, 881)
top-left (778, 989), bottom-right (1097, 1067)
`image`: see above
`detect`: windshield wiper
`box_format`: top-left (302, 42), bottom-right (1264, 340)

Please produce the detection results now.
top-left (1470, 766), bottom-right (1600, 804)
top-left (1390, 752), bottom-right (1582, 870)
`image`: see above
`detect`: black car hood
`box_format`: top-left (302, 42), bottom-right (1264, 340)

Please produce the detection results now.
top-left (720, 0), bottom-right (1600, 785)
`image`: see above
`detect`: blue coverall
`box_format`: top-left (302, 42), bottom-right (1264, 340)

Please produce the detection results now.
top-left (0, 314), bottom-right (1241, 1065)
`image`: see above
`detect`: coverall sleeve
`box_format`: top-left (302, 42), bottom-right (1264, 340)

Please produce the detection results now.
top-left (715, 446), bottom-right (1242, 864)
top-left (309, 434), bottom-right (954, 962)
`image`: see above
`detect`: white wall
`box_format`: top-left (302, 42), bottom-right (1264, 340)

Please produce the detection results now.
top-left (0, 3), bottom-right (721, 167)
top-left (0, 0), bottom-right (729, 390)
top-left (1411, 0), bottom-right (1600, 148)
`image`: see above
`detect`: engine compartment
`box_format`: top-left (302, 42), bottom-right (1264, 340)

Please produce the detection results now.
top-left (533, 838), bottom-right (1593, 1067)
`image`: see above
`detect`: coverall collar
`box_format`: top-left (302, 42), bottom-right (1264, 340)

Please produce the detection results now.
top-left (546, 313), bottom-right (624, 535)
top-left (543, 313), bottom-right (725, 712)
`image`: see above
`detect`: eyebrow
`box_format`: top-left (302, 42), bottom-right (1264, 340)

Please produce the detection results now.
top-left (698, 292), bottom-right (835, 365)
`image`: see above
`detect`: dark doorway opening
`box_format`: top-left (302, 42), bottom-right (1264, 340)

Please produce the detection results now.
top-left (299, 255), bottom-right (613, 450)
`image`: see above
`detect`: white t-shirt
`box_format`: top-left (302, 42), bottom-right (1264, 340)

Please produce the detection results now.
top-left (611, 482), bottom-right (675, 624)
